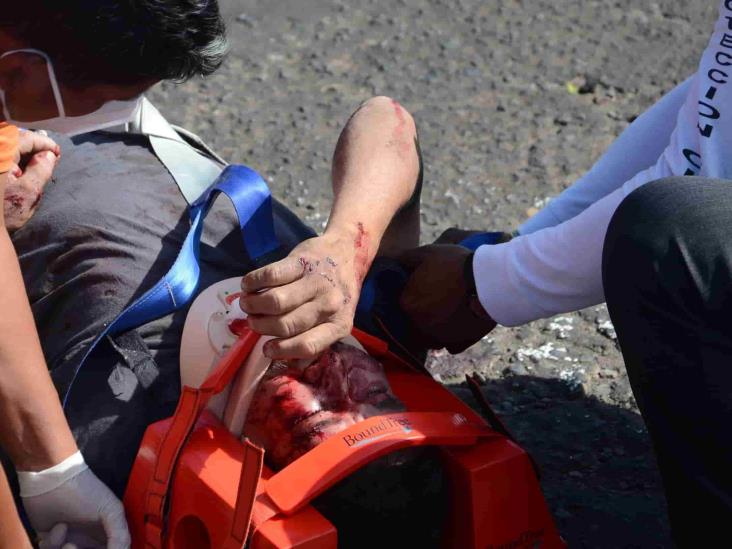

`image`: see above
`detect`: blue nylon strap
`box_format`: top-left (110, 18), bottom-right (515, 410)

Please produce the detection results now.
top-left (459, 231), bottom-right (507, 251)
top-left (63, 165), bottom-right (280, 407)
top-left (195, 165), bottom-right (279, 263)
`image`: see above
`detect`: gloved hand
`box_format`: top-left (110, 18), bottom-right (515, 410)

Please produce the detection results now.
top-left (38, 522), bottom-right (106, 549)
top-left (18, 451), bottom-right (130, 549)
top-left (38, 523), bottom-right (78, 549)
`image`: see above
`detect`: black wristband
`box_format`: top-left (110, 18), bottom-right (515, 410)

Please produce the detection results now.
top-left (462, 251), bottom-right (493, 321)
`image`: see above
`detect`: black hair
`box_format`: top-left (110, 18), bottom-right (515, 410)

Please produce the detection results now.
top-left (2, 0), bottom-right (227, 87)
top-left (313, 448), bottom-right (447, 549)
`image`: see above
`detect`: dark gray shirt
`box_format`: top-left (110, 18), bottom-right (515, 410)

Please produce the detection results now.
top-left (13, 131), bottom-right (252, 393)
top-left (11, 131), bottom-right (312, 494)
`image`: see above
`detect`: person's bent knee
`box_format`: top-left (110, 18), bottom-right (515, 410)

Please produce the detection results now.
top-left (602, 176), bottom-right (730, 301)
top-left (604, 178), bottom-right (684, 264)
top-left (603, 178), bottom-right (690, 286)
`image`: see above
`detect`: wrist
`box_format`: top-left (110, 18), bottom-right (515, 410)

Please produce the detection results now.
top-left (4, 404), bottom-right (79, 472)
top-left (463, 252), bottom-right (492, 321)
top-left (323, 222), bottom-right (356, 241)
top-left (324, 221), bottom-right (376, 276)
top-left (322, 224), bottom-right (365, 260)
top-left (17, 450), bottom-right (87, 497)
top-left (21, 439), bottom-right (80, 473)
top-left (324, 219), bottom-right (371, 241)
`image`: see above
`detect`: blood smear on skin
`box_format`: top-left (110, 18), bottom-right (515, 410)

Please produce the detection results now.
top-left (5, 194), bottom-right (24, 210)
top-left (391, 99), bottom-right (406, 127)
top-left (354, 222), bottom-right (370, 283)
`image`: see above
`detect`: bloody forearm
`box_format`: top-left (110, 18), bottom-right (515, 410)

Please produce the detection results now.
top-left (327, 96), bottom-right (421, 272)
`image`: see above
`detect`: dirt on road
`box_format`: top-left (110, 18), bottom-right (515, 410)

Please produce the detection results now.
top-left (149, 1), bottom-right (718, 546)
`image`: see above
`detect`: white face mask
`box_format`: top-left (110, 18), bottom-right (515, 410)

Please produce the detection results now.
top-left (0, 48), bottom-right (142, 137)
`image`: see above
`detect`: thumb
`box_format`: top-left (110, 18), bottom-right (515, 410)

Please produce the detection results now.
top-left (38, 523), bottom-right (69, 549)
top-left (99, 499), bottom-right (131, 549)
top-left (8, 163), bottom-right (22, 178)
top-left (18, 130), bottom-right (60, 158)
top-left (20, 150), bottom-right (57, 191)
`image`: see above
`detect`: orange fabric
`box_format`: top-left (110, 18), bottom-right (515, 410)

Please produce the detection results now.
top-left (0, 123), bottom-right (19, 173)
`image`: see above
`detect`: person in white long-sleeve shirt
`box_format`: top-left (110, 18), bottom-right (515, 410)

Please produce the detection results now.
top-left (401, 2), bottom-right (732, 545)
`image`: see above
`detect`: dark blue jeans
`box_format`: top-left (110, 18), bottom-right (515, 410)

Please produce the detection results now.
top-left (603, 177), bottom-right (732, 547)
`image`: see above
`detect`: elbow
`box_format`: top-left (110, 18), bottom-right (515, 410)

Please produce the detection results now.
top-left (359, 95), bottom-right (418, 137)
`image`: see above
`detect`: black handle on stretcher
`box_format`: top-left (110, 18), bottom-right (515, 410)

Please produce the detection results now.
top-left (142, 330), bottom-right (264, 549)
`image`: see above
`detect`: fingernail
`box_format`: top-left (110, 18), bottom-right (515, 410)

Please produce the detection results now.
top-left (263, 342), bottom-right (274, 358)
top-left (12, 167), bottom-right (21, 178)
top-left (46, 151), bottom-right (56, 161)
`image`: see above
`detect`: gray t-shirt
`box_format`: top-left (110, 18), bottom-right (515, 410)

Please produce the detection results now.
top-left (11, 131), bottom-right (313, 494)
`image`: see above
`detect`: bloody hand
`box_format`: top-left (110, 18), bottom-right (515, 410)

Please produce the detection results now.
top-left (2, 131), bottom-right (60, 232)
top-left (240, 226), bottom-right (371, 360)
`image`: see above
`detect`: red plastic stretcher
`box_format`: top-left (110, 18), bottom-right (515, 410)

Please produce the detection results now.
top-left (124, 327), bottom-right (566, 549)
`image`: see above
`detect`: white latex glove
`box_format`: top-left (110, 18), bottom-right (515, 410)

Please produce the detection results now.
top-left (38, 522), bottom-right (107, 549)
top-left (18, 451), bottom-right (131, 549)
top-left (38, 523), bottom-right (79, 549)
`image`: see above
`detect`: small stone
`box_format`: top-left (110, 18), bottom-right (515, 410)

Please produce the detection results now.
top-left (504, 362), bottom-right (528, 377)
top-left (235, 13), bottom-right (255, 27)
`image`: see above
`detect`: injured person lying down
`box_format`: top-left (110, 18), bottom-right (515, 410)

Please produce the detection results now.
top-left (244, 341), bottom-right (406, 468)
top-left (242, 339), bottom-right (445, 548)
top-left (179, 284), bottom-right (446, 547)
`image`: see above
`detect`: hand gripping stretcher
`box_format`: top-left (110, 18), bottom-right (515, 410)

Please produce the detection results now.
top-left (61, 159), bottom-right (564, 548)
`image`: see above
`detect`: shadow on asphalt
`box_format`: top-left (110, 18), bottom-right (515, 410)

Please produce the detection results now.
top-left (449, 376), bottom-right (673, 549)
